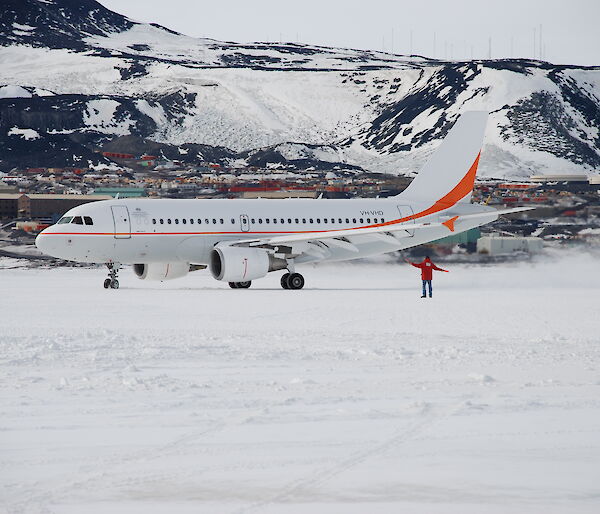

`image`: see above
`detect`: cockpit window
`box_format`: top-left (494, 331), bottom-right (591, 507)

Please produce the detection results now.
top-left (84, 216), bottom-right (93, 225)
top-left (71, 216), bottom-right (84, 224)
top-left (57, 216), bottom-right (72, 224)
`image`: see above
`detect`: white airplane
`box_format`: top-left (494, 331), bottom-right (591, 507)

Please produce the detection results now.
top-left (35, 111), bottom-right (531, 290)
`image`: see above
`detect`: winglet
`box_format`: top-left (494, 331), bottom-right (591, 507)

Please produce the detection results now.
top-left (442, 215), bottom-right (459, 232)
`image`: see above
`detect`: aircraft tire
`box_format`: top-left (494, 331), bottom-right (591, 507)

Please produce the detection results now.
top-left (238, 281), bottom-right (251, 289)
top-left (288, 273), bottom-right (304, 290)
top-left (281, 273), bottom-right (290, 289)
top-left (229, 282), bottom-right (239, 289)
top-left (103, 278), bottom-right (111, 289)
top-left (111, 279), bottom-right (119, 289)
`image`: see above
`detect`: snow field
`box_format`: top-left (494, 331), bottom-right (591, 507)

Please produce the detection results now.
top-left (1, 254), bottom-right (599, 513)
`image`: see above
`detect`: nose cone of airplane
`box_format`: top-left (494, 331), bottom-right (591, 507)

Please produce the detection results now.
top-left (35, 229), bottom-right (54, 257)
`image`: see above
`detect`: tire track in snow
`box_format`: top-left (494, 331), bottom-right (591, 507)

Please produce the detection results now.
top-left (7, 393), bottom-right (307, 513)
top-left (6, 406), bottom-right (267, 513)
top-left (236, 401), bottom-right (463, 513)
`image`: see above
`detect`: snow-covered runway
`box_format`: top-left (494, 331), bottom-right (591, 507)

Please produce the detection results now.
top-left (1, 255), bottom-right (599, 513)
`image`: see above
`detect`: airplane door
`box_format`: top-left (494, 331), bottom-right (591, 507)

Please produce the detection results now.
top-left (240, 214), bottom-right (250, 232)
top-left (111, 205), bottom-right (131, 239)
top-left (397, 205), bottom-right (415, 236)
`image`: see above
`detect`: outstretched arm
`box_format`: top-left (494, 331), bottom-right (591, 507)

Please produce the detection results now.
top-left (432, 263), bottom-right (449, 272)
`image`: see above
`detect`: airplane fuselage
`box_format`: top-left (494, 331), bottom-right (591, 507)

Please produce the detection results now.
top-left (35, 197), bottom-right (492, 265)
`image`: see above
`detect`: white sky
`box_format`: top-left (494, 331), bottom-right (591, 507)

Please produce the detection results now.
top-left (101, 0), bottom-right (600, 66)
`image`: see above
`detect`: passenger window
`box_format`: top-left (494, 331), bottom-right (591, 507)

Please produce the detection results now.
top-left (295, 218), bottom-right (299, 223)
top-left (212, 219), bottom-right (216, 224)
top-left (345, 218), bottom-right (349, 223)
top-left (72, 216), bottom-right (83, 224)
top-left (152, 218), bottom-right (156, 224)
top-left (182, 219), bottom-right (186, 224)
top-left (167, 219), bottom-right (172, 224)
top-left (338, 218), bottom-right (342, 223)
top-left (258, 219), bottom-right (263, 224)
top-left (220, 219), bottom-right (224, 224)
top-left (84, 216), bottom-right (93, 225)
top-left (265, 219), bottom-right (270, 224)
top-left (205, 219), bottom-right (209, 224)
top-left (309, 218), bottom-right (313, 223)
top-left (302, 218), bottom-right (306, 223)
top-left (273, 218), bottom-right (277, 224)
top-left (366, 218), bottom-right (371, 224)
top-left (316, 218), bottom-right (320, 224)
top-left (280, 218), bottom-right (285, 224)
top-left (190, 219), bottom-right (194, 224)
top-left (160, 219), bottom-right (164, 224)
top-left (175, 219), bottom-right (179, 224)
top-left (359, 218), bottom-right (363, 224)
top-left (251, 218), bottom-right (255, 224)
top-left (381, 218), bottom-right (385, 223)
top-left (352, 218), bottom-right (356, 223)
top-left (231, 218), bottom-right (235, 224)
top-left (287, 218), bottom-right (291, 224)
top-left (197, 219), bottom-right (201, 224)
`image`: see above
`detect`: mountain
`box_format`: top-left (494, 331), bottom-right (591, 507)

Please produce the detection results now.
top-left (1, 0), bottom-right (599, 177)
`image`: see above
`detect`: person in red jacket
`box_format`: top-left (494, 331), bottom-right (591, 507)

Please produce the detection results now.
top-left (405, 255), bottom-right (449, 298)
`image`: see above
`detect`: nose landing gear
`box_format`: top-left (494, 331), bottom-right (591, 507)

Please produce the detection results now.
top-left (104, 263), bottom-right (120, 289)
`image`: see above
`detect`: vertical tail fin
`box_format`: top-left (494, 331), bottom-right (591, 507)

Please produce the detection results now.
top-left (399, 111), bottom-right (488, 205)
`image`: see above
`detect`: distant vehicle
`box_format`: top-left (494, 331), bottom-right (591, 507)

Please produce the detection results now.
top-left (35, 112), bottom-right (531, 290)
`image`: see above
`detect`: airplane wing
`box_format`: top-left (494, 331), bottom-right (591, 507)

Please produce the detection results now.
top-left (227, 206), bottom-right (534, 254)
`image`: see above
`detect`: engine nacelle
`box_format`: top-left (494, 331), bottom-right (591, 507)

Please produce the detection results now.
top-left (133, 262), bottom-right (189, 281)
top-left (210, 246), bottom-right (282, 282)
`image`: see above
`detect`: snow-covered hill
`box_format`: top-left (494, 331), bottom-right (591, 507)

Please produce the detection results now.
top-left (1, 0), bottom-right (599, 176)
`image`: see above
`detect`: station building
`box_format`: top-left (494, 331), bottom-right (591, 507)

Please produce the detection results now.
top-left (0, 194), bottom-right (19, 220)
top-left (477, 235), bottom-right (543, 255)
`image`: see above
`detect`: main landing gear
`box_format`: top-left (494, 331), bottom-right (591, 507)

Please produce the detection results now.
top-left (280, 272), bottom-right (305, 290)
top-left (103, 262), bottom-right (120, 289)
top-left (229, 281), bottom-right (251, 289)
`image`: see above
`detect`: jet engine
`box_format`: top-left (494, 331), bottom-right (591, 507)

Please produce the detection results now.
top-left (210, 246), bottom-right (286, 282)
top-left (133, 262), bottom-right (189, 281)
